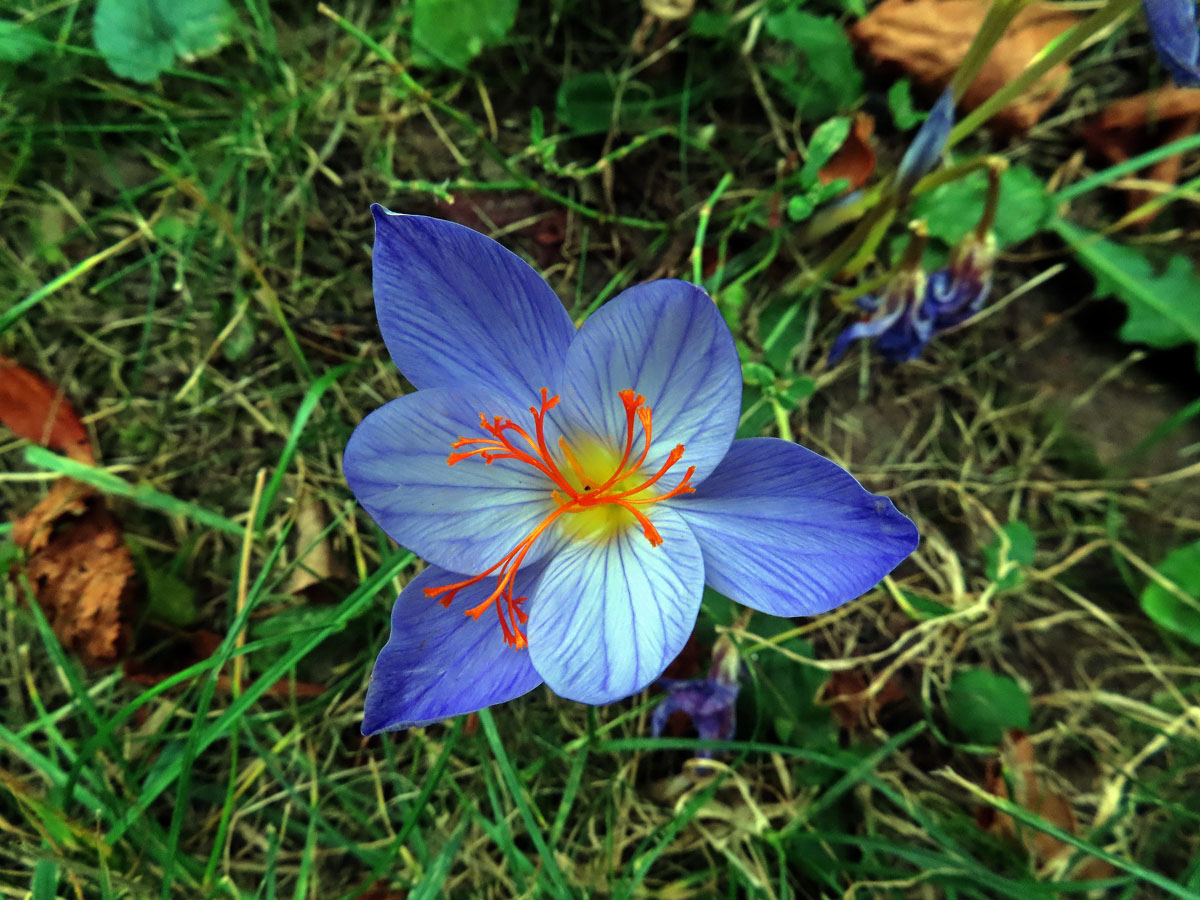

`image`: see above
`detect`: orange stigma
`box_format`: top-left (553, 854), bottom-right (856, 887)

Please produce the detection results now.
top-left (423, 388), bottom-right (696, 649)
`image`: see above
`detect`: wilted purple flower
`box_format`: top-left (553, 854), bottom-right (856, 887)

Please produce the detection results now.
top-left (925, 233), bottom-right (996, 329)
top-left (344, 208), bottom-right (919, 734)
top-left (653, 635), bottom-right (741, 754)
top-left (897, 87), bottom-right (955, 197)
top-left (1142, 0), bottom-right (1200, 86)
top-left (828, 225), bottom-right (933, 365)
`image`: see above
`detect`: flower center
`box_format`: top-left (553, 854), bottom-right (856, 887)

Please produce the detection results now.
top-left (421, 388), bottom-right (696, 649)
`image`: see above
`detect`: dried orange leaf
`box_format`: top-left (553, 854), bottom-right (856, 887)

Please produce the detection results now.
top-left (819, 112), bottom-right (877, 193)
top-left (1082, 87), bottom-right (1200, 225)
top-left (981, 731), bottom-right (1115, 879)
top-left (850, 0), bottom-right (1083, 134)
top-left (823, 668), bottom-right (904, 731)
top-left (12, 481), bottom-right (133, 668)
top-left (0, 357), bottom-right (93, 463)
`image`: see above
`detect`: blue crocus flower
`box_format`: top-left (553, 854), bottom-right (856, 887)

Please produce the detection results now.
top-left (344, 207), bottom-right (919, 734)
top-left (897, 87), bottom-right (955, 198)
top-left (1142, 0), bottom-right (1200, 86)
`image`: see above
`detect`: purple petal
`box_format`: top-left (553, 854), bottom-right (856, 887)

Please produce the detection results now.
top-left (557, 280), bottom-right (741, 490)
top-left (874, 303), bottom-right (934, 363)
top-left (827, 305), bottom-right (905, 364)
top-left (1143, 0), bottom-right (1200, 86)
top-left (371, 208), bottom-right (576, 399)
top-left (526, 505), bottom-right (705, 704)
top-left (670, 438), bottom-right (918, 617)
top-left (897, 87), bottom-right (955, 194)
top-left (363, 564), bottom-right (544, 734)
top-left (344, 385), bottom-right (562, 574)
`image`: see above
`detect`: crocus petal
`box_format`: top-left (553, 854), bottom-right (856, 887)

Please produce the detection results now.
top-left (526, 505), bottom-right (704, 704)
top-left (557, 280), bottom-right (741, 488)
top-left (371, 207), bottom-right (577, 400)
top-left (671, 437), bottom-right (918, 617)
top-left (344, 385), bottom-right (561, 574)
top-left (827, 305), bottom-right (905, 364)
top-left (1142, 0), bottom-right (1200, 86)
top-left (362, 564), bottom-right (544, 734)
top-left (897, 87), bottom-right (955, 194)
top-left (874, 305), bottom-right (934, 364)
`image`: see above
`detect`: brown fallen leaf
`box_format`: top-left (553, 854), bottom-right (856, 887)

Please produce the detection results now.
top-left (850, 0), bottom-right (1083, 134)
top-left (822, 668), bottom-right (905, 732)
top-left (1081, 87), bottom-right (1200, 226)
top-left (11, 479), bottom-right (134, 667)
top-left (819, 112), bottom-right (877, 194)
top-left (286, 498), bottom-right (347, 599)
top-left (979, 731), bottom-right (1115, 880)
top-left (0, 357), bottom-right (93, 462)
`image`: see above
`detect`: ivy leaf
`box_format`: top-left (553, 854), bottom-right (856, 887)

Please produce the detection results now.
top-left (1140, 540), bottom-right (1200, 646)
top-left (411, 0), bottom-right (519, 70)
top-left (763, 11), bottom-right (862, 118)
top-left (982, 521), bottom-right (1035, 591)
top-left (914, 164), bottom-right (1049, 249)
top-left (945, 669), bottom-right (1031, 745)
top-left (556, 72), bottom-right (662, 135)
top-left (92, 0), bottom-right (233, 83)
top-left (1054, 220), bottom-right (1200, 369)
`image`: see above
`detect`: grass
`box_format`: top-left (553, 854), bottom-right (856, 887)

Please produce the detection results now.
top-left (3, 0), bottom-right (1200, 897)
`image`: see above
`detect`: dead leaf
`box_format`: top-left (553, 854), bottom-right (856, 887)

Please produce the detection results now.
top-left (850, 0), bottom-right (1083, 134)
top-left (11, 480), bottom-right (133, 667)
top-left (0, 357), bottom-right (92, 462)
top-left (822, 669), bottom-right (905, 731)
top-left (819, 112), bottom-right (877, 193)
top-left (980, 731), bottom-right (1115, 880)
top-left (1081, 87), bottom-right (1200, 226)
top-left (286, 498), bottom-right (347, 598)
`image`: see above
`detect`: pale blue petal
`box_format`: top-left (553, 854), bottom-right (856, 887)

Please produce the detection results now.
top-left (557, 280), bottom-right (741, 489)
top-left (1142, 0), bottom-right (1200, 86)
top-left (344, 385), bottom-right (562, 574)
top-left (897, 87), bottom-right (955, 194)
top-left (362, 564), bottom-right (544, 734)
top-left (671, 438), bottom-right (918, 617)
top-left (526, 505), bottom-right (704, 704)
top-left (827, 305), bottom-right (905, 364)
top-left (371, 207), bottom-right (576, 399)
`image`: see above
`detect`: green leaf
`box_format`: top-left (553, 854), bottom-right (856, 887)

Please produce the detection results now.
top-left (982, 521), bottom-right (1035, 591)
top-left (945, 669), bottom-right (1031, 744)
top-left (555, 72), bottom-right (660, 136)
top-left (787, 193), bottom-right (817, 223)
top-left (887, 79), bottom-right (922, 130)
top-left (92, 0), bottom-right (233, 83)
top-left (800, 117), bottom-right (852, 184)
top-left (130, 544), bottom-right (198, 627)
top-left (896, 589), bottom-right (952, 621)
top-left (411, 0), bottom-right (518, 70)
top-left (741, 361), bottom-right (776, 387)
top-left (745, 616), bottom-right (834, 748)
top-left (914, 164), bottom-right (1049, 249)
top-left (1140, 540), bottom-right (1200, 646)
top-left (763, 11), bottom-right (862, 118)
top-left (1054, 219), bottom-right (1200, 369)
top-left (0, 20), bottom-right (42, 63)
